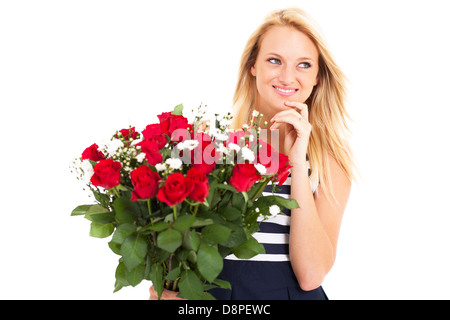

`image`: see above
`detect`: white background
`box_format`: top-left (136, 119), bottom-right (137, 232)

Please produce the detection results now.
top-left (1, 0), bottom-right (449, 299)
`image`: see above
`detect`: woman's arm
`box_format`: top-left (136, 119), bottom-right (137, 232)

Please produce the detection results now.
top-left (289, 155), bottom-right (351, 291)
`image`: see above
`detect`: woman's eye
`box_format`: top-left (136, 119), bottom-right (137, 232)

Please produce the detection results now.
top-left (268, 58), bottom-right (281, 65)
top-left (298, 62), bottom-right (312, 69)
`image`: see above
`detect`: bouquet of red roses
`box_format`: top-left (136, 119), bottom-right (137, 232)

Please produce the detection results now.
top-left (71, 104), bottom-right (298, 299)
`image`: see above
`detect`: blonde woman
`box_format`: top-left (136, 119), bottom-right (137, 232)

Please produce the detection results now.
top-left (209, 8), bottom-right (355, 300)
top-left (151, 7), bottom-right (355, 300)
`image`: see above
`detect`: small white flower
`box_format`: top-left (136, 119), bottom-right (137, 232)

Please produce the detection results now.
top-left (105, 139), bottom-right (124, 157)
top-left (80, 160), bottom-right (94, 183)
top-left (165, 158), bottom-right (183, 170)
top-left (241, 146), bottom-right (255, 162)
top-left (155, 163), bottom-right (166, 172)
top-left (219, 118), bottom-right (232, 127)
top-left (136, 152), bottom-right (146, 163)
top-left (255, 207), bottom-right (260, 213)
top-left (254, 163), bottom-right (267, 175)
top-left (214, 132), bottom-right (229, 141)
top-left (228, 143), bottom-right (240, 152)
top-left (252, 110), bottom-right (260, 118)
top-left (269, 205), bottom-right (281, 217)
top-left (242, 124), bottom-right (249, 131)
top-left (130, 138), bottom-right (142, 146)
top-left (217, 143), bottom-right (229, 155)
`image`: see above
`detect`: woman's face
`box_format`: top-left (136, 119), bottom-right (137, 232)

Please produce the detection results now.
top-left (251, 26), bottom-right (319, 116)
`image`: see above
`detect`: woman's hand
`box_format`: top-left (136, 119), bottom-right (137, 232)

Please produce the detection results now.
top-left (149, 285), bottom-right (187, 300)
top-left (269, 101), bottom-right (312, 165)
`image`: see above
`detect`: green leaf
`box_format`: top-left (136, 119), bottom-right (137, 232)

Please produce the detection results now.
top-left (125, 263), bottom-right (146, 287)
top-left (213, 278), bottom-right (231, 290)
top-left (219, 206), bottom-right (242, 221)
top-left (121, 233), bottom-right (148, 271)
top-left (149, 264), bottom-right (164, 299)
top-left (197, 244), bottom-right (223, 283)
top-left (219, 223), bottom-right (247, 248)
top-left (178, 270), bottom-right (203, 300)
top-left (114, 261), bottom-right (129, 293)
top-left (85, 205), bottom-right (115, 224)
top-left (165, 266), bottom-right (181, 281)
top-left (89, 222), bottom-right (114, 238)
top-left (201, 224), bottom-right (231, 245)
top-left (113, 197), bottom-right (139, 224)
top-left (111, 223), bottom-right (136, 245)
top-left (191, 218), bottom-right (214, 228)
top-left (157, 228), bottom-right (182, 253)
top-left (71, 204), bottom-right (93, 216)
top-left (232, 235), bottom-right (265, 259)
top-left (172, 214), bottom-right (196, 231)
top-left (254, 195), bottom-right (299, 210)
top-left (171, 104), bottom-right (184, 115)
top-left (182, 229), bottom-right (200, 251)
top-left (145, 221), bottom-right (169, 232)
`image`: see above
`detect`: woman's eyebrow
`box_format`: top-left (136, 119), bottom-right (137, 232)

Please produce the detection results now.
top-left (266, 52), bottom-right (314, 61)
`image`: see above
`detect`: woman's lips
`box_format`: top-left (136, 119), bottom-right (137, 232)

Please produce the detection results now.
top-left (273, 85), bottom-right (298, 97)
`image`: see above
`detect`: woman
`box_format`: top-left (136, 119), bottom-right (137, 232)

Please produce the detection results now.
top-left (151, 7), bottom-right (355, 300)
top-left (210, 7), bottom-right (355, 300)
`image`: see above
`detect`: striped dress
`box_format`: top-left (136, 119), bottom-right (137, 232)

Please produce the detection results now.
top-left (209, 158), bottom-right (328, 300)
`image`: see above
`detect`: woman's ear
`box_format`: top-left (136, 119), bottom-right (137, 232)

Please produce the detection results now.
top-left (251, 65), bottom-right (256, 77)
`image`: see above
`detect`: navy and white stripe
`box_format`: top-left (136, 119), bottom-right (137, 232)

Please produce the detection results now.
top-left (225, 157), bottom-right (318, 262)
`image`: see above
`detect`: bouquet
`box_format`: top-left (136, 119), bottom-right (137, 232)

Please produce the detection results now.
top-left (71, 104), bottom-right (298, 300)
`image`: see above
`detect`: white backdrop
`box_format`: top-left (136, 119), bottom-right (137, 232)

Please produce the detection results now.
top-left (1, 0), bottom-right (450, 300)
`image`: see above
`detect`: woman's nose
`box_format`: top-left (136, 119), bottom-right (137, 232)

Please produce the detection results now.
top-left (278, 65), bottom-right (295, 84)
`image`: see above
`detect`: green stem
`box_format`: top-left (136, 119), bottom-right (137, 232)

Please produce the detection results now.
top-left (173, 205), bottom-right (177, 220)
top-left (112, 187), bottom-right (120, 198)
top-left (251, 178), bottom-right (271, 202)
top-left (147, 199), bottom-right (153, 223)
top-left (192, 204), bottom-right (199, 217)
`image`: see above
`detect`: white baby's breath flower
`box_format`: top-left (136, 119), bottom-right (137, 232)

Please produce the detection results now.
top-left (105, 139), bottom-right (124, 157)
top-left (219, 118), bottom-right (232, 127)
top-left (217, 143), bottom-right (229, 155)
top-left (254, 163), bottom-right (267, 175)
top-left (228, 143), bottom-right (240, 152)
top-left (80, 159), bottom-right (94, 183)
top-left (136, 152), bottom-right (146, 163)
top-left (177, 140), bottom-right (199, 151)
top-left (165, 158), bottom-right (183, 170)
top-left (269, 205), bottom-right (281, 217)
top-left (155, 163), bottom-right (166, 172)
top-left (214, 132), bottom-right (229, 141)
top-left (130, 138), bottom-right (142, 146)
top-left (252, 110), bottom-right (260, 118)
top-left (241, 146), bottom-right (255, 162)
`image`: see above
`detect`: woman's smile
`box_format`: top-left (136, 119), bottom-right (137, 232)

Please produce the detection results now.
top-left (273, 85), bottom-right (299, 97)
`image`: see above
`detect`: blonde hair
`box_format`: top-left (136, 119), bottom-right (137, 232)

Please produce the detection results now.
top-left (232, 8), bottom-right (356, 199)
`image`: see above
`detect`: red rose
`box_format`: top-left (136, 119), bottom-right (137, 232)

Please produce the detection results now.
top-left (90, 159), bottom-right (122, 189)
top-left (116, 127), bottom-right (139, 145)
top-left (186, 167), bottom-right (209, 202)
top-left (137, 140), bottom-right (163, 165)
top-left (229, 163), bottom-right (261, 192)
top-left (256, 140), bottom-right (292, 186)
top-left (274, 153), bottom-right (292, 186)
top-left (157, 112), bottom-right (191, 137)
top-left (191, 132), bottom-right (218, 175)
top-left (130, 165), bottom-right (161, 201)
top-left (141, 123), bottom-right (167, 149)
top-left (81, 143), bottom-right (105, 162)
top-left (157, 172), bottom-right (194, 206)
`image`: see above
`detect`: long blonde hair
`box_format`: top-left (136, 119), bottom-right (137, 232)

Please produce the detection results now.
top-left (232, 8), bottom-right (356, 198)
